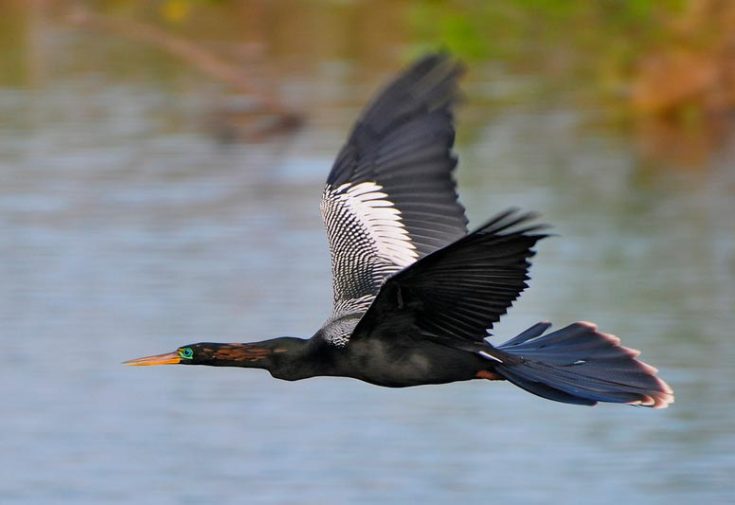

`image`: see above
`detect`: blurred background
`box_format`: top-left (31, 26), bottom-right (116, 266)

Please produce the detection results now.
top-left (1, 1), bottom-right (734, 504)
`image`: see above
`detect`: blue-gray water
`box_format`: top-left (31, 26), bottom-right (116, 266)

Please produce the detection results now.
top-left (2, 65), bottom-right (734, 504)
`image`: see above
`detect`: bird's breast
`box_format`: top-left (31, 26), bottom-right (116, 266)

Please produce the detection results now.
top-left (339, 339), bottom-right (480, 387)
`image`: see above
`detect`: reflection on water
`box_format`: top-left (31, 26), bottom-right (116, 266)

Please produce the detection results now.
top-left (1, 5), bottom-right (735, 505)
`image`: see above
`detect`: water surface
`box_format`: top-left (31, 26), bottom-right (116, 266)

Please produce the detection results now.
top-left (1, 7), bottom-right (734, 505)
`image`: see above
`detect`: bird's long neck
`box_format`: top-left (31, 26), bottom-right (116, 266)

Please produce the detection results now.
top-left (197, 337), bottom-right (329, 381)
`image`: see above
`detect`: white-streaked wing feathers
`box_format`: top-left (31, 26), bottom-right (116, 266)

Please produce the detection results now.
top-left (320, 55), bottom-right (468, 337)
top-left (320, 181), bottom-right (415, 318)
top-left (326, 181), bottom-right (417, 267)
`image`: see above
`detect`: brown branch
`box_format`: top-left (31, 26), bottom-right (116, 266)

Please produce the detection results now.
top-left (66, 7), bottom-right (296, 118)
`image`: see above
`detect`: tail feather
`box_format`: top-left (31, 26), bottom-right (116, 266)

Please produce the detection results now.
top-left (494, 321), bottom-right (674, 408)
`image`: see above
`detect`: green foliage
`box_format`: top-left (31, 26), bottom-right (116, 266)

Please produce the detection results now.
top-left (413, 1), bottom-right (682, 49)
top-left (406, 0), bottom-right (688, 103)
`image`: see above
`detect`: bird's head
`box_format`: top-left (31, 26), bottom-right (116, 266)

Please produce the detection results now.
top-left (124, 339), bottom-right (302, 367)
top-left (124, 343), bottom-right (216, 366)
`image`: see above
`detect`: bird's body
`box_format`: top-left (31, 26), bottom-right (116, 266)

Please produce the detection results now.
top-left (127, 55), bottom-right (674, 408)
top-left (263, 335), bottom-right (485, 387)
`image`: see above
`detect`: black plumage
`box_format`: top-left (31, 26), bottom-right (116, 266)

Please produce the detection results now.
top-left (126, 54), bottom-right (674, 409)
top-left (351, 210), bottom-right (547, 345)
top-left (320, 54), bottom-right (467, 328)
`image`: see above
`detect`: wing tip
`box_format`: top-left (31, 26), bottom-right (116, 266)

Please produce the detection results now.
top-left (473, 208), bottom-right (550, 238)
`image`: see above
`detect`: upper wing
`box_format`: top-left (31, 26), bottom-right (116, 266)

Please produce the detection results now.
top-left (349, 210), bottom-right (548, 346)
top-left (321, 54), bottom-right (468, 317)
top-left (321, 55), bottom-right (467, 316)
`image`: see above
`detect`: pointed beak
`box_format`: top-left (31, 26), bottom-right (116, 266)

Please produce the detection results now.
top-left (123, 351), bottom-right (181, 366)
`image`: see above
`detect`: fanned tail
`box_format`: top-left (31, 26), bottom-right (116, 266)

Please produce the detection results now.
top-left (493, 321), bottom-right (674, 408)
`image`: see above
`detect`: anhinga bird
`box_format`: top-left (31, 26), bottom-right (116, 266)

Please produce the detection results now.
top-left (126, 55), bottom-right (674, 408)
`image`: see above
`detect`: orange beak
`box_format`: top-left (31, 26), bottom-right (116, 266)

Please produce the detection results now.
top-left (123, 351), bottom-right (181, 366)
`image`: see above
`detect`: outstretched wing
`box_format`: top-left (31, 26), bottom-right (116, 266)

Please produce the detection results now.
top-left (321, 54), bottom-right (468, 318)
top-left (350, 210), bottom-right (548, 346)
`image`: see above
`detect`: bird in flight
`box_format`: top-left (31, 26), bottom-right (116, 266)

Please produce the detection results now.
top-left (126, 55), bottom-right (673, 408)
